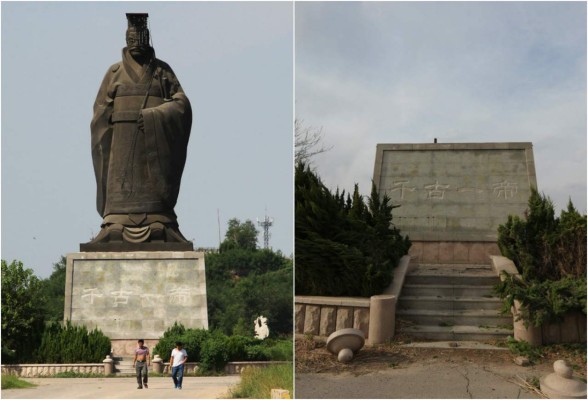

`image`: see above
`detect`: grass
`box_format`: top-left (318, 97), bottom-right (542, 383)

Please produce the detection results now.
top-left (1, 374), bottom-right (37, 390)
top-left (506, 337), bottom-right (543, 363)
top-left (230, 364), bottom-right (293, 398)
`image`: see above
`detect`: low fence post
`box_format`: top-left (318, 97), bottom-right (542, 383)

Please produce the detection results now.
top-left (103, 355), bottom-right (114, 375)
top-left (152, 355), bottom-right (163, 374)
top-left (368, 295), bottom-right (396, 345)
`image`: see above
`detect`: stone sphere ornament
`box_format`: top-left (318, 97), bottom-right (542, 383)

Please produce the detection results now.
top-left (540, 360), bottom-right (587, 399)
top-left (326, 328), bottom-right (365, 363)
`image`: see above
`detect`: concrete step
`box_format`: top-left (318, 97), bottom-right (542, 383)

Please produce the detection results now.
top-left (405, 264), bottom-right (499, 286)
top-left (402, 283), bottom-right (495, 297)
top-left (398, 295), bottom-right (503, 311)
top-left (404, 273), bottom-right (498, 286)
top-left (396, 309), bottom-right (513, 327)
top-left (113, 356), bottom-right (141, 375)
top-left (399, 324), bottom-right (512, 341)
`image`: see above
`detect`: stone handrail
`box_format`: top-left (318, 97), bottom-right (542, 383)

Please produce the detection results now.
top-left (1, 364), bottom-right (103, 378)
top-left (1, 361), bottom-right (291, 378)
top-left (295, 255), bottom-right (411, 344)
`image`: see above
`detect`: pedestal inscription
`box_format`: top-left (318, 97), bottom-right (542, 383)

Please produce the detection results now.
top-left (373, 142), bottom-right (537, 241)
top-left (64, 252), bottom-right (208, 340)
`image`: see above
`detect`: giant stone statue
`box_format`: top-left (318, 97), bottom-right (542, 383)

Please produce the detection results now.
top-left (82, 13), bottom-right (193, 251)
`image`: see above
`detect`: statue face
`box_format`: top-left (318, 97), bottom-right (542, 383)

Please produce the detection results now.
top-left (126, 29), bottom-right (150, 58)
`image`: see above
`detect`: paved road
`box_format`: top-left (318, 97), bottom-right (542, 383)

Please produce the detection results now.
top-left (3, 376), bottom-right (241, 399)
top-left (296, 359), bottom-right (544, 399)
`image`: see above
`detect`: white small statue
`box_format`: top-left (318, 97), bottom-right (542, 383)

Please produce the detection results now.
top-left (254, 315), bottom-right (269, 339)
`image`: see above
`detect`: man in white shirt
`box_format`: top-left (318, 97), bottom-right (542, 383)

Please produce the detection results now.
top-left (169, 341), bottom-right (188, 389)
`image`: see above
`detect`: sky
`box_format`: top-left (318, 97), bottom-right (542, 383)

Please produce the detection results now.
top-left (2, 2), bottom-right (293, 278)
top-left (296, 2), bottom-right (587, 216)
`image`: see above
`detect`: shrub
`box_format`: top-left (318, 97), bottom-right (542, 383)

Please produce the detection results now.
top-left (35, 321), bottom-right (110, 363)
top-left (497, 190), bottom-right (586, 281)
top-left (200, 332), bottom-right (230, 372)
top-left (153, 323), bottom-right (211, 362)
top-left (496, 274), bottom-right (586, 327)
top-left (154, 324), bottom-right (292, 373)
top-left (495, 190), bottom-right (587, 328)
top-left (295, 163), bottom-right (411, 297)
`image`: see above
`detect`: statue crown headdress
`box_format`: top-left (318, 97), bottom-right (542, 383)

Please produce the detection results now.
top-left (126, 13), bottom-right (150, 47)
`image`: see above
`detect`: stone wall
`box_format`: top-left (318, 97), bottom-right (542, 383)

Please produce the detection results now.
top-left (295, 296), bottom-right (371, 338)
top-left (295, 256), bottom-right (411, 342)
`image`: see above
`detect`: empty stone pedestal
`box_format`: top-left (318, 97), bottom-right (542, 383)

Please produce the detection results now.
top-left (327, 328), bottom-right (365, 362)
top-left (64, 251), bottom-right (208, 348)
top-left (540, 360), bottom-right (587, 399)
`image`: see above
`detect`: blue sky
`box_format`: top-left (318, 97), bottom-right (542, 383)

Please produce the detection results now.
top-left (2, 1), bottom-right (586, 278)
top-left (296, 2), bottom-right (586, 215)
top-left (2, 2), bottom-right (293, 278)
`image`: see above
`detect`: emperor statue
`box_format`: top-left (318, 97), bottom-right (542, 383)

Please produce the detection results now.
top-left (82, 13), bottom-right (193, 250)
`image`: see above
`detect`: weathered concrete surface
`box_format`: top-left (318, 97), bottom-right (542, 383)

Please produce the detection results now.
top-left (373, 142), bottom-right (537, 242)
top-left (65, 252), bottom-right (208, 342)
top-left (296, 360), bottom-right (542, 399)
top-left (2, 376), bottom-right (240, 399)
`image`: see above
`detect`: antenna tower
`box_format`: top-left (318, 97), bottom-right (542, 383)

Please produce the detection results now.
top-left (257, 211), bottom-right (274, 249)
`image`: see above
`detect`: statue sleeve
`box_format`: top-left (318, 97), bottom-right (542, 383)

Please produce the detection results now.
top-left (90, 66), bottom-right (117, 217)
top-left (141, 71), bottom-right (192, 209)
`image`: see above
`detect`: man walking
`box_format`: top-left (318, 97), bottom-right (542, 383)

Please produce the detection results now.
top-left (170, 341), bottom-right (188, 389)
top-left (133, 339), bottom-right (150, 389)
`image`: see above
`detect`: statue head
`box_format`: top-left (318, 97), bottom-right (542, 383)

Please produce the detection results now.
top-left (126, 13), bottom-right (151, 60)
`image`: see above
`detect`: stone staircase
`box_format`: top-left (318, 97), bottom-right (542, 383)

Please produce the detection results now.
top-left (113, 356), bottom-right (137, 375)
top-left (397, 263), bottom-right (513, 341)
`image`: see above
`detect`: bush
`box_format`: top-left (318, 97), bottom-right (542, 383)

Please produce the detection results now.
top-left (295, 163), bottom-right (411, 296)
top-left (200, 331), bottom-right (230, 372)
top-left (496, 190), bottom-right (587, 327)
top-left (153, 323), bottom-right (211, 362)
top-left (35, 321), bottom-right (111, 363)
top-left (497, 190), bottom-right (586, 281)
top-left (496, 274), bottom-right (586, 327)
top-left (154, 324), bottom-right (292, 373)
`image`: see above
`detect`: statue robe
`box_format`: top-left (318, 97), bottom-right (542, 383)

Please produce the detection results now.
top-left (91, 48), bottom-right (192, 219)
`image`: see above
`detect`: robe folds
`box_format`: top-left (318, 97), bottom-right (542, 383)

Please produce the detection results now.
top-left (91, 48), bottom-right (192, 218)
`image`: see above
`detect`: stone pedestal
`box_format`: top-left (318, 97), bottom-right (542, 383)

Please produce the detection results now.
top-left (64, 252), bottom-right (208, 350)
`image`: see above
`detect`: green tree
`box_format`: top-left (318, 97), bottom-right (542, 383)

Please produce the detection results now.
top-left (40, 256), bottom-right (67, 322)
top-left (220, 218), bottom-right (259, 252)
top-left (206, 217), bottom-right (292, 336)
top-left (497, 189), bottom-right (587, 281)
top-left (206, 249), bottom-right (293, 336)
top-left (1, 260), bottom-right (46, 362)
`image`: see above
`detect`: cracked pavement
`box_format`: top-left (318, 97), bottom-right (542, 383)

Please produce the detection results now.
top-left (296, 359), bottom-right (543, 399)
